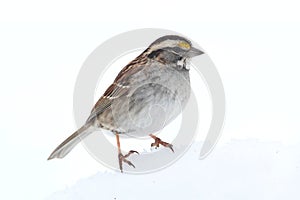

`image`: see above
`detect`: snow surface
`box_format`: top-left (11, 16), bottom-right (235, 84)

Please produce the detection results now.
top-left (48, 140), bottom-right (300, 200)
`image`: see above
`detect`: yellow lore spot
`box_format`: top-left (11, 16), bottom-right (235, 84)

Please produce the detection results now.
top-left (178, 41), bottom-right (191, 49)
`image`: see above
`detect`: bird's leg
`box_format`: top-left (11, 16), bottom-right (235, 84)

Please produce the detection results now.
top-left (149, 134), bottom-right (174, 152)
top-left (116, 134), bottom-right (139, 173)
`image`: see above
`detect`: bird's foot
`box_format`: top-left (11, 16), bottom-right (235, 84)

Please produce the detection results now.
top-left (118, 150), bottom-right (139, 173)
top-left (150, 134), bottom-right (174, 152)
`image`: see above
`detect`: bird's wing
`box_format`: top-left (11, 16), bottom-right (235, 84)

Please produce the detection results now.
top-left (86, 53), bottom-right (148, 124)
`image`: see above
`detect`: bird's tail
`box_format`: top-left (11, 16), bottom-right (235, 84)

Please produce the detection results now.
top-left (47, 123), bottom-right (93, 160)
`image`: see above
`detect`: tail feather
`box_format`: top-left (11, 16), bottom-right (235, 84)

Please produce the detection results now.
top-left (48, 124), bottom-right (93, 160)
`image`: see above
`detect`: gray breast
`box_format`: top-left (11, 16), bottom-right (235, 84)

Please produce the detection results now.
top-left (101, 62), bottom-right (190, 136)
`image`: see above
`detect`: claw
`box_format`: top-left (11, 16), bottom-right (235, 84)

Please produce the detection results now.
top-left (123, 159), bottom-right (136, 168)
top-left (150, 134), bottom-right (174, 152)
top-left (124, 150), bottom-right (139, 158)
top-left (118, 150), bottom-right (139, 173)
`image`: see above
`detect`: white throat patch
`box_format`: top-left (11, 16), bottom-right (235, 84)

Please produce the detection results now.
top-left (177, 58), bottom-right (189, 70)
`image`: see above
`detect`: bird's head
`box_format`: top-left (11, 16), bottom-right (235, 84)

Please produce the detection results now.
top-left (146, 35), bottom-right (204, 69)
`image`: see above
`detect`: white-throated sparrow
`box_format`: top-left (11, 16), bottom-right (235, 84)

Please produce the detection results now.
top-left (48, 35), bottom-right (204, 172)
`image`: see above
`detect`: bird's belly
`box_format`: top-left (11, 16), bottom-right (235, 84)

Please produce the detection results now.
top-left (97, 64), bottom-right (191, 137)
top-left (111, 70), bottom-right (190, 136)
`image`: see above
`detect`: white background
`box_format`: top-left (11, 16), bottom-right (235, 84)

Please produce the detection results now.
top-left (0, 0), bottom-right (300, 199)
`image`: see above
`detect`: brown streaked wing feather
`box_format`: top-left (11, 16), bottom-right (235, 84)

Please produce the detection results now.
top-left (86, 52), bottom-right (148, 124)
top-left (85, 83), bottom-right (128, 124)
top-left (114, 51), bottom-right (148, 83)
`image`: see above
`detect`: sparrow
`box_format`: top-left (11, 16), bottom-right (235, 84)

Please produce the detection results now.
top-left (48, 35), bottom-right (204, 172)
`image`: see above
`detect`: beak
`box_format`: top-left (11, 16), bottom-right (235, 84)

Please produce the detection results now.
top-left (187, 47), bottom-right (204, 57)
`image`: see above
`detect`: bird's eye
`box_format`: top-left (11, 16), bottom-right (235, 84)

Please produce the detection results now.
top-left (178, 41), bottom-right (191, 49)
